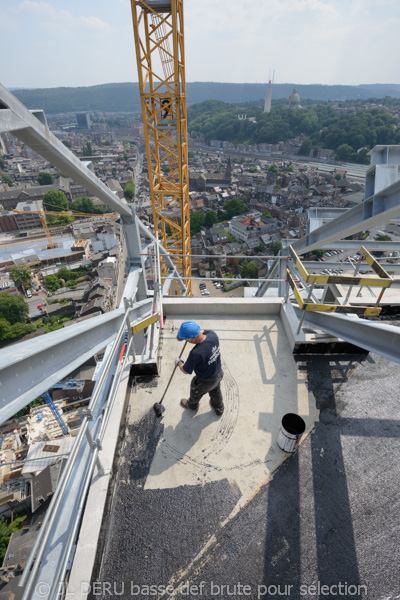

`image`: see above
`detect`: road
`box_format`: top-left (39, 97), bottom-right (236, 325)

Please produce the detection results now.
top-left (26, 291), bottom-right (48, 316)
top-left (115, 226), bottom-right (128, 308)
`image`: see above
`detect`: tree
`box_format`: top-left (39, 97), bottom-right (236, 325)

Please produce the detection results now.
top-left (262, 210), bottom-right (272, 218)
top-left (46, 214), bottom-right (74, 226)
top-left (190, 211), bottom-right (205, 235)
top-left (124, 181), bottom-right (136, 201)
top-left (37, 172), bottom-right (54, 185)
top-left (375, 234), bottom-right (392, 241)
top-left (0, 318), bottom-right (13, 343)
top-left (0, 294), bottom-right (29, 325)
top-left (270, 241), bottom-right (282, 256)
top-left (43, 189), bottom-right (69, 212)
top-left (222, 197), bottom-right (247, 220)
top-left (186, 99), bottom-right (398, 165)
top-left (82, 142), bottom-right (93, 156)
top-left (257, 242), bottom-right (266, 253)
top-left (13, 397), bottom-right (45, 418)
top-left (188, 150), bottom-right (195, 158)
top-left (335, 173), bottom-right (342, 180)
top-left (313, 249), bottom-right (325, 258)
top-left (205, 210), bottom-right (218, 227)
top-left (336, 144), bottom-right (354, 162)
top-left (57, 267), bottom-right (75, 283)
top-left (268, 163), bottom-right (279, 177)
top-left (298, 138), bottom-right (312, 156)
top-left (10, 265), bottom-right (32, 290)
top-left (11, 322), bottom-right (34, 340)
top-left (351, 134), bottom-right (365, 150)
top-left (62, 140), bottom-right (72, 149)
top-left (71, 196), bottom-right (103, 214)
top-left (241, 260), bottom-right (258, 280)
top-left (44, 275), bottom-right (61, 292)
top-left (1, 173), bottom-right (13, 186)
top-left (0, 513), bottom-right (29, 562)
top-left (0, 157), bottom-right (6, 169)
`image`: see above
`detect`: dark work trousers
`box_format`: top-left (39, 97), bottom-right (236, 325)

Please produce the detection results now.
top-left (187, 370), bottom-right (224, 410)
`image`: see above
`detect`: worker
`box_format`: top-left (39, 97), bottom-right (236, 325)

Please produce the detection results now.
top-left (175, 321), bottom-right (224, 416)
top-left (161, 97), bottom-right (172, 119)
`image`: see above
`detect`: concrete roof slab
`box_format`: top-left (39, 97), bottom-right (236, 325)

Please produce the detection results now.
top-left (130, 316), bottom-right (318, 510)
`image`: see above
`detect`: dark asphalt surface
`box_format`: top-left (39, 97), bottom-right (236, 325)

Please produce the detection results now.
top-left (90, 352), bottom-right (400, 600)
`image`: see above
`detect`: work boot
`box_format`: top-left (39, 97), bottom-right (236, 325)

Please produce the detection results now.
top-left (181, 398), bottom-right (197, 411)
top-left (210, 401), bottom-right (224, 416)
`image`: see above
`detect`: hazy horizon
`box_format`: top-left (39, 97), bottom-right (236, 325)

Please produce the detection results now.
top-left (2, 1), bottom-right (400, 89)
top-left (8, 81), bottom-right (400, 93)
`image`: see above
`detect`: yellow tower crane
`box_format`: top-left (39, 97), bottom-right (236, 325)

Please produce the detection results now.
top-left (13, 206), bottom-right (119, 249)
top-left (130, 0), bottom-right (191, 295)
top-left (35, 200), bottom-right (58, 249)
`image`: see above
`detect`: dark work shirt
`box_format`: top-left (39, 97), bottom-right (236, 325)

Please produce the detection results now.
top-left (183, 330), bottom-right (222, 379)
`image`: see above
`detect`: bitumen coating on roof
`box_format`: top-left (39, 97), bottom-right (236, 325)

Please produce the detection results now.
top-left (89, 317), bottom-right (400, 600)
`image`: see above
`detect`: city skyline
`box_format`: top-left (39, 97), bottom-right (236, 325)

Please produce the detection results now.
top-left (1, 0), bottom-right (400, 89)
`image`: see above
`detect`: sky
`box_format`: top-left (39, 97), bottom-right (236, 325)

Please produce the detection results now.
top-left (2, 0), bottom-right (400, 89)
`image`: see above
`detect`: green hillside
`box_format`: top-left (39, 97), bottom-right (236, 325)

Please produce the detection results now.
top-left (11, 82), bottom-right (400, 114)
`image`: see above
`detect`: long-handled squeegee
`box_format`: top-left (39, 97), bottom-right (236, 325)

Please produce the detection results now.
top-left (153, 341), bottom-right (188, 418)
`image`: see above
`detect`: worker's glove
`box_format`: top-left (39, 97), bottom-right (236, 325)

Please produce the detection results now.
top-left (175, 359), bottom-right (184, 367)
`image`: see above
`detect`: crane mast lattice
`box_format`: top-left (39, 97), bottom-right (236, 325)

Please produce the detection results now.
top-left (130, 0), bottom-right (191, 294)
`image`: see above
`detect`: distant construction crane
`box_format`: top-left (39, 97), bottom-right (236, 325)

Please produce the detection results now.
top-left (13, 206), bottom-right (118, 222)
top-left (130, 0), bottom-right (191, 294)
top-left (13, 206), bottom-right (118, 250)
top-left (35, 200), bottom-right (58, 249)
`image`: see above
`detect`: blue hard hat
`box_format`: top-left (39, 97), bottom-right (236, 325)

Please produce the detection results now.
top-left (177, 321), bottom-right (201, 340)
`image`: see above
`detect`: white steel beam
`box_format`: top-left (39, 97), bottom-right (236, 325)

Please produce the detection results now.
top-left (293, 307), bottom-right (400, 363)
top-left (310, 241), bottom-right (400, 251)
top-left (0, 297), bottom-right (153, 424)
top-left (292, 179), bottom-right (400, 255)
top-left (0, 83), bottom-right (131, 217)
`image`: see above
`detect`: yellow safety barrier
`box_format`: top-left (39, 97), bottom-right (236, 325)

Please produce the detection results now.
top-left (132, 312), bottom-right (160, 335)
top-left (288, 246), bottom-right (393, 288)
top-left (286, 270), bottom-right (381, 316)
top-left (360, 246), bottom-right (391, 280)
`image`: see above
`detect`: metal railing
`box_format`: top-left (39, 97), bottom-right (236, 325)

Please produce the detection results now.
top-left (18, 303), bottom-right (155, 600)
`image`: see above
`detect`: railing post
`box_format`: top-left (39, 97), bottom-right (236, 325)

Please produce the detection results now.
top-left (84, 427), bottom-right (104, 477)
top-left (296, 282), bottom-right (315, 335)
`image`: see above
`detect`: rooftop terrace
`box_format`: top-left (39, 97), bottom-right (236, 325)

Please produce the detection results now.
top-left (65, 304), bottom-right (400, 600)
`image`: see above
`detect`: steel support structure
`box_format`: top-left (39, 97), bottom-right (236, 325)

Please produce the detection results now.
top-left (257, 145), bottom-right (400, 298)
top-left (293, 307), bottom-right (400, 363)
top-left (3, 81), bottom-right (400, 596)
top-left (303, 240), bottom-right (400, 252)
top-left (130, 0), bottom-right (191, 294)
top-left (0, 295), bottom-right (153, 422)
top-left (291, 178), bottom-right (400, 256)
top-left (0, 84), bottom-right (132, 217)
